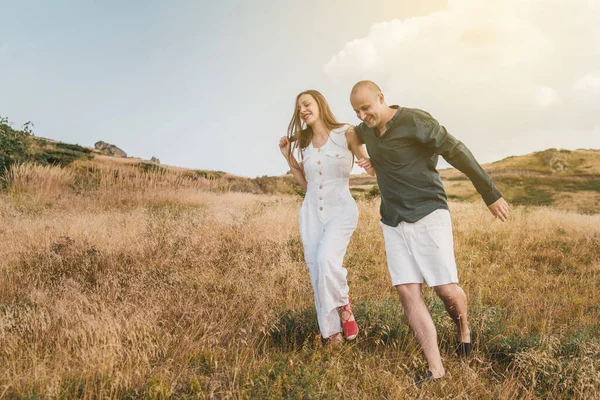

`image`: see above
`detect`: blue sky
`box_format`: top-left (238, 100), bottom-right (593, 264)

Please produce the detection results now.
top-left (1, 0), bottom-right (599, 177)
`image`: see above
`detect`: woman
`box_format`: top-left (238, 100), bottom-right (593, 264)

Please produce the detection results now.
top-left (279, 90), bottom-right (374, 343)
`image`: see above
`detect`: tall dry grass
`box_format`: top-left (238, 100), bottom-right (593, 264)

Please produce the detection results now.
top-left (2, 162), bottom-right (264, 213)
top-left (0, 163), bottom-right (599, 398)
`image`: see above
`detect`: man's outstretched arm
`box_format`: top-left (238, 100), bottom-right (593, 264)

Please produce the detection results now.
top-left (413, 112), bottom-right (509, 221)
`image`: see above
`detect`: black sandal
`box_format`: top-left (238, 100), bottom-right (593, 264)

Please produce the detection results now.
top-left (456, 328), bottom-right (472, 358)
top-left (413, 370), bottom-right (445, 386)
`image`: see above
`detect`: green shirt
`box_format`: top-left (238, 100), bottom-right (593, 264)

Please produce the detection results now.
top-left (355, 106), bottom-right (502, 226)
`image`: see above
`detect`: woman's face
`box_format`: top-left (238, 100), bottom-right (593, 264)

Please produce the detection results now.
top-left (297, 94), bottom-right (320, 127)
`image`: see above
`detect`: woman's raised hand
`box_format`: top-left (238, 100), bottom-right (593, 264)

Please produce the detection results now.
top-left (279, 136), bottom-right (291, 158)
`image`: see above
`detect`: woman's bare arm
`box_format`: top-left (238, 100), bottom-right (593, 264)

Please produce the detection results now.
top-left (345, 126), bottom-right (375, 176)
top-left (279, 136), bottom-right (308, 191)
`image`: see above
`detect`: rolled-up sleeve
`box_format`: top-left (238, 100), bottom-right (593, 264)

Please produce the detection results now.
top-left (413, 112), bottom-right (502, 206)
top-left (353, 123), bottom-right (366, 144)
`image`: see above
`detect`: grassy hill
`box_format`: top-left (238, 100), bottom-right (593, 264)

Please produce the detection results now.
top-left (439, 148), bottom-right (600, 214)
top-left (350, 148), bottom-right (600, 214)
top-left (19, 137), bottom-right (303, 196)
top-left (11, 137), bottom-right (600, 214)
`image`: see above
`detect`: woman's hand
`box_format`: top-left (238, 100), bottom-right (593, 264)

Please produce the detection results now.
top-left (279, 136), bottom-right (291, 159)
top-left (357, 157), bottom-right (374, 175)
top-left (345, 126), bottom-right (375, 176)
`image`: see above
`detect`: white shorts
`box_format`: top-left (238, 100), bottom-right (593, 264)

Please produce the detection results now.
top-left (380, 209), bottom-right (459, 287)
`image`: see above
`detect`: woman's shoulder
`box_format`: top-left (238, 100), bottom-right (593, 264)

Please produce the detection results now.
top-left (331, 124), bottom-right (350, 134)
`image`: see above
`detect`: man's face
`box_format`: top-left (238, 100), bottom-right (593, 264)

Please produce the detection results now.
top-left (350, 88), bottom-right (384, 128)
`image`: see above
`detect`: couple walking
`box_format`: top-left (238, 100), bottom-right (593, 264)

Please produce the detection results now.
top-left (278, 80), bottom-right (510, 384)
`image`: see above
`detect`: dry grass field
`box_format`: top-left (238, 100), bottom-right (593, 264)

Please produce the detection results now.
top-left (1, 162), bottom-right (599, 399)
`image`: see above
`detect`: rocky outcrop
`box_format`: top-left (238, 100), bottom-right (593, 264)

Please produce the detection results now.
top-left (150, 156), bottom-right (160, 164)
top-left (540, 149), bottom-right (570, 173)
top-left (94, 141), bottom-right (127, 158)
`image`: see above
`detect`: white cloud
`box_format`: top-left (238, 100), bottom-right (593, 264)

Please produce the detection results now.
top-left (574, 72), bottom-right (600, 94)
top-left (324, 0), bottom-right (600, 159)
top-left (534, 86), bottom-right (560, 107)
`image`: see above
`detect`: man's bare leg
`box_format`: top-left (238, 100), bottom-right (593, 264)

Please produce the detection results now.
top-left (434, 283), bottom-right (470, 342)
top-left (396, 283), bottom-right (445, 378)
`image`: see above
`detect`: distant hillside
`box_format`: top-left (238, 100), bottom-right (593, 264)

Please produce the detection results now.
top-left (16, 137), bottom-right (600, 214)
top-left (23, 136), bottom-right (303, 196)
top-left (350, 148), bottom-right (600, 214)
top-left (440, 148), bottom-right (600, 214)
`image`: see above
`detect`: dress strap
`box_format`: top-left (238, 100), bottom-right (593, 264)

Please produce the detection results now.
top-left (331, 124), bottom-right (350, 134)
top-left (329, 124), bottom-right (350, 149)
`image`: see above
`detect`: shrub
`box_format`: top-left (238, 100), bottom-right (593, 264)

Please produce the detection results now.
top-left (365, 184), bottom-right (380, 199)
top-left (30, 147), bottom-right (93, 167)
top-left (138, 162), bottom-right (167, 175)
top-left (0, 116), bottom-right (32, 181)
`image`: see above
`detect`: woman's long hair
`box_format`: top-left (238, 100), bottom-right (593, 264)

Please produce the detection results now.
top-left (286, 90), bottom-right (345, 171)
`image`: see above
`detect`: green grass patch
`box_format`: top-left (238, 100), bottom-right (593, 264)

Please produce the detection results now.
top-left (269, 307), bottom-right (319, 349)
top-left (138, 162), bottom-right (168, 174)
top-left (191, 170), bottom-right (227, 180)
top-left (447, 194), bottom-right (468, 201)
top-left (27, 138), bottom-right (92, 167)
top-left (245, 357), bottom-right (333, 400)
top-left (54, 141), bottom-right (92, 154)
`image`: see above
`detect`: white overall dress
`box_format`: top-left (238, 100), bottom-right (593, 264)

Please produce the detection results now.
top-left (299, 125), bottom-right (359, 338)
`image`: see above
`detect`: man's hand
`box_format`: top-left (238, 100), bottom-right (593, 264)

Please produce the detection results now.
top-left (488, 197), bottom-right (509, 222)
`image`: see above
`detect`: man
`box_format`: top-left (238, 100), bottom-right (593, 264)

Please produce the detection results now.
top-left (350, 80), bottom-right (509, 385)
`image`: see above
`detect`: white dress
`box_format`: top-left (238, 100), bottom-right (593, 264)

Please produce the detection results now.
top-left (299, 125), bottom-right (359, 338)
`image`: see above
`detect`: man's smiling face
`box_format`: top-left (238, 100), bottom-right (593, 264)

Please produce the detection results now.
top-left (350, 87), bottom-right (385, 129)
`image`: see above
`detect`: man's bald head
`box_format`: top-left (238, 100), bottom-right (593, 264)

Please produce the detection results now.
top-left (350, 80), bottom-right (382, 98)
top-left (350, 80), bottom-right (390, 129)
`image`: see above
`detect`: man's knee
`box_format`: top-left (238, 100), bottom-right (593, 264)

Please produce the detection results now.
top-left (434, 283), bottom-right (464, 302)
top-left (395, 283), bottom-right (422, 304)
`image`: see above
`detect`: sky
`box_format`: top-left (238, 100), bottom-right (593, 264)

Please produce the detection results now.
top-left (1, 0), bottom-right (599, 177)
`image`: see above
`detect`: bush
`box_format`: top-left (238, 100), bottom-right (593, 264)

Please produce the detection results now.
top-left (30, 147), bottom-right (92, 167)
top-left (0, 116), bottom-right (32, 180)
top-left (253, 175), bottom-right (301, 195)
top-left (54, 142), bottom-right (92, 154)
top-left (365, 184), bottom-right (380, 199)
top-left (1, 116), bottom-right (92, 182)
top-left (193, 170), bottom-right (226, 180)
top-left (138, 162), bottom-right (168, 174)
